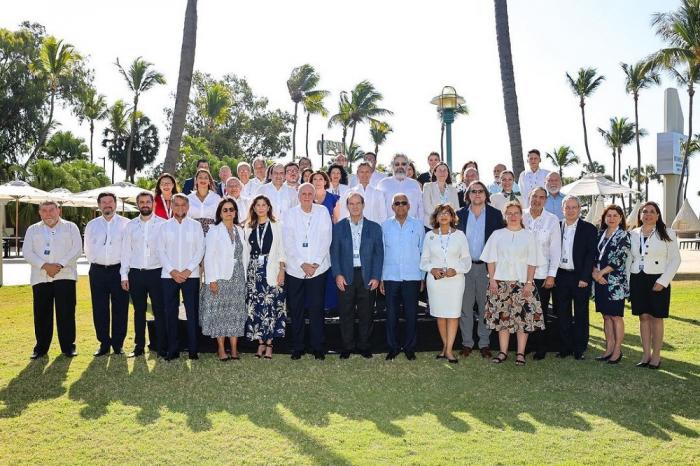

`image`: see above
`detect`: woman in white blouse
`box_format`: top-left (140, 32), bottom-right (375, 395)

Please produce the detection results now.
top-left (420, 204), bottom-right (472, 363)
top-left (422, 162), bottom-right (460, 229)
top-left (187, 168), bottom-right (222, 235)
top-left (480, 201), bottom-right (545, 366)
top-left (629, 201), bottom-right (681, 370)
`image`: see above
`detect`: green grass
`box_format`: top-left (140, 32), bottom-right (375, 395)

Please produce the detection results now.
top-left (1, 278), bottom-right (699, 465)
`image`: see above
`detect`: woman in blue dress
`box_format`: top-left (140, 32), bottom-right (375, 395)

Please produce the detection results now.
top-left (592, 204), bottom-right (631, 365)
top-left (310, 171), bottom-right (340, 312)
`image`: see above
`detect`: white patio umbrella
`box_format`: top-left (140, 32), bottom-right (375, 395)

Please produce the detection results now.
top-left (626, 200), bottom-right (642, 229)
top-left (584, 196), bottom-right (606, 226)
top-left (25, 188), bottom-right (139, 212)
top-left (561, 174), bottom-right (638, 197)
top-left (0, 180), bottom-right (53, 255)
top-left (77, 181), bottom-right (149, 213)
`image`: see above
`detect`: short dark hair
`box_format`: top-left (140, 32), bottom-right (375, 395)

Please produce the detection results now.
top-left (214, 198), bottom-right (239, 225)
top-left (310, 170), bottom-right (330, 189)
top-left (98, 192), bottom-right (117, 203)
top-left (136, 191), bottom-right (154, 203)
top-left (364, 152), bottom-right (377, 160)
top-left (428, 151), bottom-right (440, 159)
top-left (462, 161), bottom-right (479, 172)
top-left (284, 162), bottom-right (299, 172)
top-left (467, 180), bottom-right (491, 203)
top-left (527, 149), bottom-right (541, 157)
top-left (196, 158), bottom-right (209, 168)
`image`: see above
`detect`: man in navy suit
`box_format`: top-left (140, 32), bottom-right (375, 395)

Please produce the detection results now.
top-left (331, 192), bottom-right (384, 359)
top-left (456, 180), bottom-right (505, 358)
top-left (182, 159), bottom-right (209, 195)
top-left (554, 195), bottom-right (597, 359)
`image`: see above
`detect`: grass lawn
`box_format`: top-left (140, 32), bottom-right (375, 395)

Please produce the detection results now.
top-left (1, 278), bottom-right (699, 465)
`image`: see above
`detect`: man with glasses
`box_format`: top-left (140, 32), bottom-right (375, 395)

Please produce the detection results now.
top-left (256, 163), bottom-right (299, 220)
top-left (350, 152), bottom-right (386, 188)
top-left (377, 153), bottom-right (423, 221)
top-left (84, 192), bottom-right (131, 356)
top-left (456, 181), bottom-right (504, 358)
top-left (284, 162), bottom-right (301, 190)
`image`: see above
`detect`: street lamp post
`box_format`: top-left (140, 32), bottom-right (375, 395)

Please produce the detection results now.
top-left (431, 86), bottom-right (465, 172)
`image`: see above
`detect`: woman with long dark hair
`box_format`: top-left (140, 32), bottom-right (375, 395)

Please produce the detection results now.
top-left (154, 173), bottom-right (178, 220)
top-left (327, 163), bottom-right (350, 198)
top-left (592, 205), bottom-right (631, 365)
top-left (629, 201), bottom-right (681, 369)
top-left (187, 168), bottom-right (221, 235)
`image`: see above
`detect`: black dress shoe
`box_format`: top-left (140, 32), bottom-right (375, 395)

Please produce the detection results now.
top-left (291, 351), bottom-right (302, 360)
top-left (112, 349), bottom-right (124, 355)
top-left (188, 352), bottom-right (199, 360)
top-left (166, 353), bottom-right (180, 361)
top-left (127, 349), bottom-right (145, 358)
top-left (63, 350), bottom-right (78, 358)
top-left (533, 351), bottom-right (546, 360)
top-left (595, 353), bottom-right (612, 361)
top-left (574, 353), bottom-right (585, 360)
top-left (386, 351), bottom-right (399, 360)
top-left (447, 357), bottom-right (459, 364)
top-left (555, 352), bottom-right (571, 359)
top-left (405, 351), bottom-right (416, 360)
top-left (361, 351), bottom-right (373, 359)
top-left (636, 361), bottom-right (649, 367)
top-left (339, 351), bottom-right (351, 359)
top-left (607, 354), bottom-right (623, 365)
top-left (30, 351), bottom-right (47, 360)
top-left (93, 348), bottom-right (110, 357)
top-left (314, 352), bottom-right (325, 360)
top-left (647, 362), bottom-right (661, 370)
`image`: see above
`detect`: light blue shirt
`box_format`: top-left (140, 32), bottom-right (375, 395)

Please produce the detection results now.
top-left (545, 192), bottom-right (565, 220)
top-left (381, 216), bottom-right (424, 281)
top-left (487, 181), bottom-right (520, 194)
top-left (350, 218), bottom-right (363, 267)
top-left (465, 206), bottom-right (486, 260)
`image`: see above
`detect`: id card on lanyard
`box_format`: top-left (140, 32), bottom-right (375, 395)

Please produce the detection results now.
top-left (256, 222), bottom-right (269, 265)
top-left (639, 229), bottom-right (655, 272)
top-left (597, 228), bottom-right (618, 267)
top-left (43, 224), bottom-right (56, 256)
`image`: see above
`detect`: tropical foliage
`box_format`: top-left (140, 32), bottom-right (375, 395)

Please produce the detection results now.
top-left (42, 130), bottom-right (89, 163)
top-left (546, 145), bottom-right (579, 177)
top-left (566, 67), bottom-right (605, 167)
top-left (287, 64), bottom-right (327, 160)
top-left (369, 120), bottom-right (392, 155)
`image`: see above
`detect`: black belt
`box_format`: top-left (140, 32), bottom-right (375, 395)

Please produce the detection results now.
top-left (353, 266), bottom-right (362, 270)
top-left (91, 263), bottom-right (120, 269)
top-left (557, 267), bottom-right (576, 273)
top-left (472, 260), bottom-right (484, 264)
top-left (130, 267), bottom-right (161, 272)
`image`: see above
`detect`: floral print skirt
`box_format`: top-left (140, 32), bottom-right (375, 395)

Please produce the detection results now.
top-left (484, 281), bottom-right (545, 333)
top-left (244, 255), bottom-right (286, 341)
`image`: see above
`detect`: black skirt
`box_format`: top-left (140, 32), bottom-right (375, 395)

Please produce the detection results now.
top-left (630, 272), bottom-right (671, 318)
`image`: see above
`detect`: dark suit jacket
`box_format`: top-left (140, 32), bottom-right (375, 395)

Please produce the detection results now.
top-left (566, 219), bottom-right (598, 284)
top-left (216, 182), bottom-right (224, 197)
top-left (182, 177), bottom-right (195, 195)
top-left (331, 217), bottom-right (384, 288)
top-left (455, 204), bottom-right (505, 244)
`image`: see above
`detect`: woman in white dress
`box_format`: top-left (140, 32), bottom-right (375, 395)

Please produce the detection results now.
top-left (187, 168), bottom-right (222, 235)
top-left (481, 201), bottom-right (545, 366)
top-left (490, 170), bottom-right (525, 213)
top-left (422, 162), bottom-right (460, 229)
top-left (420, 204), bottom-right (472, 363)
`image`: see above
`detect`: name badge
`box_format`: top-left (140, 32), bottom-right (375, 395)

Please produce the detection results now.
top-left (561, 258), bottom-right (568, 264)
top-left (353, 252), bottom-right (360, 259)
top-left (43, 249), bottom-right (50, 256)
top-left (258, 256), bottom-right (265, 265)
top-left (302, 242), bottom-right (308, 248)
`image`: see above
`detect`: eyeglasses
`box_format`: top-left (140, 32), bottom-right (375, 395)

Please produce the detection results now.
top-left (469, 189), bottom-right (485, 194)
top-left (393, 201), bottom-right (409, 206)
top-left (394, 162), bottom-right (407, 166)
top-left (222, 208), bottom-right (236, 213)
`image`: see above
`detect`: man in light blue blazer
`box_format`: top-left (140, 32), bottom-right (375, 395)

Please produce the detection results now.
top-left (331, 192), bottom-right (384, 359)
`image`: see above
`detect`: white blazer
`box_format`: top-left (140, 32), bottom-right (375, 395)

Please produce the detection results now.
top-left (629, 227), bottom-right (681, 287)
top-left (204, 223), bottom-right (250, 285)
top-left (244, 220), bottom-right (286, 287)
top-left (421, 182), bottom-right (460, 227)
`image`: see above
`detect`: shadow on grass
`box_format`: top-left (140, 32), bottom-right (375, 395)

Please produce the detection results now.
top-left (589, 324), bottom-right (677, 351)
top-left (668, 315), bottom-right (700, 327)
top-left (0, 356), bottom-right (72, 418)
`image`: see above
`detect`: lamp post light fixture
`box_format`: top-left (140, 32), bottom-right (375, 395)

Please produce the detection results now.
top-left (430, 86), bottom-right (465, 172)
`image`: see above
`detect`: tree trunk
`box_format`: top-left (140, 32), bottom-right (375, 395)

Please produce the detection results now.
top-left (341, 126), bottom-right (347, 153)
top-left (374, 142), bottom-right (379, 155)
top-left (618, 149), bottom-right (626, 212)
top-left (305, 111), bottom-right (310, 158)
top-left (26, 89), bottom-right (56, 168)
top-left (645, 180), bottom-right (649, 201)
top-left (292, 101), bottom-right (298, 160)
top-left (89, 119), bottom-right (95, 163)
top-left (611, 150), bottom-right (616, 204)
top-left (494, 0), bottom-right (524, 178)
top-left (125, 95), bottom-right (138, 181)
top-left (633, 94), bottom-right (642, 194)
top-left (676, 88), bottom-right (693, 213)
top-left (580, 101), bottom-right (594, 167)
top-left (163, 0), bottom-right (198, 175)
top-left (348, 123), bottom-right (357, 152)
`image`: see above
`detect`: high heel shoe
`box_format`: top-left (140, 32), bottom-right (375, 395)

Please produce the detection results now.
top-left (595, 353), bottom-right (612, 361)
top-left (647, 362), bottom-right (661, 370)
top-left (607, 353), bottom-right (623, 365)
top-left (635, 360), bottom-right (650, 368)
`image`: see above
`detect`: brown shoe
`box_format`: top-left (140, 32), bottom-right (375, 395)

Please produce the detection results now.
top-left (480, 347), bottom-right (492, 359)
top-left (461, 347), bottom-right (472, 357)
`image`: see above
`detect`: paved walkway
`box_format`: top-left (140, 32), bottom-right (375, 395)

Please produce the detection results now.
top-left (2, 251), bottom-right (700, 287)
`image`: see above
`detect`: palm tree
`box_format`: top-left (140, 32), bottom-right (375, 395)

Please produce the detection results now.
top-left (546, 145), bottom-right (580, 177)
top-left (328, 96), bottom-right (353, 151)
top-left (650, 0), bottom-right (700, 212)
top-left (621, 60), bottom-right (660, 194)
top-left (116, 57), bottom-right (166, 181)
top-left (566, 67), bottom-right (606, 167)
top-left (600, 117), bottom-right (640, 210)
top-left (78, 88), bottom-right (108, 162)
top-left (103, 100), bottom-right (130, 182)
top-left (622, 166), bottom-right (638, 207)
top-left (345, 143), bottom-right (364, 172)
top-left (597, 128), bottom-right (618, 203)
top-left (287, 64), bottom-right (322, 160)
top-left (642, 164), bottom-right (662, 201)
top-left (369, 120), bottom-right (392, 155)
top-left (302, 90), bottom-right (329, 158)
top-left (494, 0), bottom-right (525, 177)
top-left (27, 36), bottom-right (81, 165)
top-left (164, 0), bottom-right (197, 175)
top-left (198, 82), bottom-right (231, 143)
top-left (345, 81), bottom-right (392, 151)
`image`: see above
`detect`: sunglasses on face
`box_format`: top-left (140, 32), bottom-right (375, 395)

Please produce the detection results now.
top-left (393, 201), bottom-right (409, 206)
top-left (222, 207), bottom-right (236, 213)
top-left (469, 189), bottom-right (485, 194)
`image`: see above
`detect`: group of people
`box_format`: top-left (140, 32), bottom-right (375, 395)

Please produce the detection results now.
top-left (24, 149), bottom-right (682, 369)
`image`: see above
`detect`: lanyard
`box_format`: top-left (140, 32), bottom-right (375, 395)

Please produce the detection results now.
top-left (42, 224), bottom-right (56, 253)
top-left (640, 228), bottom-right (655, 257)
top-left (256, 221), bottom-right (269, 250)
top-left (161, 195), bottom-right (172, 219)
top-left (351, 219), bottom-right (363, 252)
top-left (597, 228), bottom-right (619, 263)
top-left (438, 229), bottom-right (451, 267)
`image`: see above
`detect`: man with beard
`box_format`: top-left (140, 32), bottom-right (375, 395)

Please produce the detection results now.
top-left (545, 172), bottom-right (565, 220)
top-left (120, 192), bottom-right (166, 358)
top-left (84, 192), bottom-right (131, 356)
top-left (284, 162), bottom-right (301, 190)
top-left (377, 153), bottom-right (423, 221)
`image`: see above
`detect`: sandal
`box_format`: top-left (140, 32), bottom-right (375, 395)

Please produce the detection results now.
top-left (264, 344), bottom-right (273, 360)
top-left (515, 353), bottom-right (526, 366)
top-left (255, 343), bottom-right (265, 359)
top-left (491, 352), bottom-right (508, 364)
top-left (217, 354), bottom-right (230, 362)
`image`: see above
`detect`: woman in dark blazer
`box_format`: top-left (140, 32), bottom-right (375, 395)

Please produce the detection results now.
top-left (629, 202), bottom-right (681, 369)
top-left (592, 205), bottom-right (631, 365)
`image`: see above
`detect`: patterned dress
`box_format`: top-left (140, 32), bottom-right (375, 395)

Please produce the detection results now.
top-left (199, 227), bottom-right (247, 337)
top-left (485, 281), bottom-right (545, 333)
top-left (245, 222), bottom-right (286, 341)
top-left (594, 229), bottom-right (631, 316)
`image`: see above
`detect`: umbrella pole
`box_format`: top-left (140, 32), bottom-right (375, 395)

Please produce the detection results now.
top-left (14, 198), bottom-right (19, 256)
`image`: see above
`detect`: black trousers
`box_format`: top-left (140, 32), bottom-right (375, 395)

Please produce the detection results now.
top-left (554, 269), bottom-right (591, 355)
top-left (128, 268), bottom-right (164, 352)
top-left (162, 277), bottom-right (200, 356)
top-left (338, 268), bottom-right (376, 352)
top-left (384, 280), bottom-right (420, 353)
top-left (532, 278), bottom-right (553, 353)
top-left (89, 264), bottom-right (129, 351)
top-left (32, 280), bottom-right (76, 354)
top-left (286, 272), bottom-right (327, 353)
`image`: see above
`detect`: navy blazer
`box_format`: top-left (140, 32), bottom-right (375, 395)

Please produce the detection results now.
top-left (567, 219), bottom-right (598, 284)
top-left (455, 204), bottom-right (505, 243)
top-left (182, 177), bottom-right (195, 195)
top-left (331, 217), bottom-right (384, 288)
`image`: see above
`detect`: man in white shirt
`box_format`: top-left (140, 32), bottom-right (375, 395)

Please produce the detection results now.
top-left (256, 163), bottom-right (299, 220)
top-left (349, 152), bottom-right (386, 188)
top-left (523, 187), bottom-right (561, 360)
top-left (84, 192), bottom-right (131, 357)
top-left (237, 162), bottom-right (256, 198)
top-left (224, 176), bottom-right (250, 224)
top-left (249, 157), bottom-right (268, 188)
top-left (377, 153), bottom-right (423, 220)
top-left (157, 194), bottom-right (205, 360)
top-left (282, 183), bottom-right (333, 360)
top-left (23, 201), bottom-right (82, 359)
top-left (217, 165), bottom-right (232, 197)
top-left (518, 149), bottom-right (550, 198)
top-left (284, 161), bottom-right (301, 190)
top-left (120, 192), bottom-right (165, 358)
top-left (339, 162), bottom-right (387, 223)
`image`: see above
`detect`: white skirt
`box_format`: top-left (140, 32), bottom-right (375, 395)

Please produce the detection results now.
top-left (427, 273), bottom-right (465, 318)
